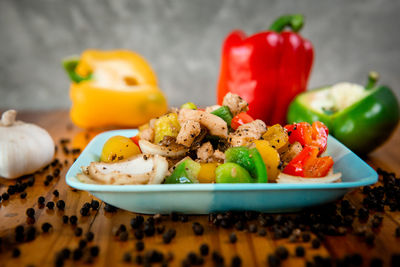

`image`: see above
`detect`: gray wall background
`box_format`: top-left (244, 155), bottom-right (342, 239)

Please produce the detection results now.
top-left (0, 0), bottom-right (399, 110)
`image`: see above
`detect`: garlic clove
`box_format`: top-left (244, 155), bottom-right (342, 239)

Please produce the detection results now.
top-left (0, 110), bottom-right (55, 179)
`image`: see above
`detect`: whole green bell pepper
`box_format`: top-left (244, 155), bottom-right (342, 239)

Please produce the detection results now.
top-left (287, 72), bottom-right (399, 155)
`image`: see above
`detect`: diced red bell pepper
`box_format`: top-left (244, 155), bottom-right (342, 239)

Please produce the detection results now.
top-left (284, 121), bottom-right (329, 155)
top-left (130, 135), bottom-right (141, 150)
top-left (231, 112), bottom-right (254, 130)
top-left (283, 145), bottom-right (334, 177)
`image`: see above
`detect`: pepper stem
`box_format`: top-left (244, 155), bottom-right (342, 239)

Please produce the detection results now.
top-left (268, 14), bottom-right (304, 33)
top-left (62, 56), bottom-right (92, 83)
top-left (366, 71), bottom-right (379, 90)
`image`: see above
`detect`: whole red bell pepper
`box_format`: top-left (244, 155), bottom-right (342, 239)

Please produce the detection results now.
top-left (217, 14), bottom-right (314, 125)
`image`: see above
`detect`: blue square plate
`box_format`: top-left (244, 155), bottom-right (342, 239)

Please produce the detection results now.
top-left (66, 129), bottom-right (378, 214)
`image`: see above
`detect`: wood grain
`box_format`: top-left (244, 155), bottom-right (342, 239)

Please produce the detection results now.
top-left (0, 111), bottom-right (400, 267)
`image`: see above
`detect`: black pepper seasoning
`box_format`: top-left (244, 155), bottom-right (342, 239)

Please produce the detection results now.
top-left (89, 246), bottom-right (100, 257)
top-left (46, 201), bottom-right (55, 210)
top-left (86, 231), bottom-right (94, 242)
top-left (2, 192), bottom-right (10, 201)
top-left (26, 208), bottom-right (35, 218)
top-left (62, 215), bottom-right (69, 224)
top-left (74, 227), bottom-right (83, 237)
top-left (20, 192), bottom-right (27, 199)
top-left (311, 238), bottom-right (321, 249)
top-left (41, 222), bottom-right (52, 233)
top-left (199, 243), bottom-right (209, 256)
top-left (136, 241), bottom-right (145, 251)
top-left (91, 200), bottom-right (100, 210)
top-left (12, 248), bottom-right (21, 258)
top-left (69, 215), bottom-right (78, 225)
top-left (56, 200), bottom-right (65, 210)
top-left (295, 246), bottom-right (305, 257)
top-left (275, 246), bottom-right (289, 260)
top-left (38, 196), bottom-right (45, 204)
top-left (53, 190), bottom-right (59, 197)
top-left (229, 232), bottom-right (237, 243)
top-left (192, 222), bottom-right (204, 235)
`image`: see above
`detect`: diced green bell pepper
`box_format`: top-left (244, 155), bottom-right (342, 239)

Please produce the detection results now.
top-left (224, 147), bottom-right (268, 183)
top-left (288, 72), bottom-right (399, 155)
top-left (165, 159), bottom-right (200, 184)
top-left (211, 106), bottom-right (233, 127)
top-left (215, 163), bottom-right (253, 183)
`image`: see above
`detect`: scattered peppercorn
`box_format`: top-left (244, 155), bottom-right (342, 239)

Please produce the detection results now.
top-left (295, 246), bottom-right (305, 257)
top-left (26, 208), bottom-right (35, 218)
top-left (229, 232), bottom-right (237, 243)
top-left (370, 257), bottom-right (383, 267)
top-left (119, 231), bottom-right (129, 241)
top-left (267, 254), bottom-right (280, 267)
top-left (74, 227), bottom-right (83, 237)
top-left (104, 203), bottom-right (117, 212)
top-left (231, 255), bottom-right (242, 267)
top-left (53, 190), bottom-right (59, 197)
top-left (56, 200), bottom-right (65, 210)
top-left (46, 201), bottom-right (55, 210)
top-left (134, 229), bottom-right (144, 240)
top-left (80, 207), bottom-right (90, 216)
top-left (192, 222), bottom-right (204, 235)
top-left (90, 246), bottom-right (100, 257)
top-left (41, 222), bottom-right (52, 233)
top-left (69, 215), bottom-right (78, 225)
top-left (162, 229), bottom-right (176, 244)
top-left (2, 192), bottom-right (10, 201)
top-left (12, 248), bottom-right (21, 258)
top-left (311, 238), bottom-right (321, 249)
top-left (276, 246), bottom-right (289, 260)
top-left (200, 244), bottom-right (209, 256)
top-left (62, 215), bottom-right (69, 224)
top-left (38, 196), bottom-right (45, 204)
top-left (78, 239), bottom-right (87, 249)
top-left (86, 231), bottom-right (94, 242)
top-left (72, 248), bottom-right (83, 261)
top-left (136, 241), bottom-right (145, 251)
top-left (91, 200), bottom-right (100, 210)
top-left (20, 192), bottom-right (27, 199)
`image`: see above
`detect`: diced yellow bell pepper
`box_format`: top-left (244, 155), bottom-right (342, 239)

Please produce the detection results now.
top-left (153, 113), bottom-right (181, 144)
top-left (64, 50), bottom-right (168, 129)
top-left (262, 124), bottom-right (288, 151)
top-left (100, 136), bottom-right (141, 162)
top-left (198, 163), bottom-right (219, 183)
top-left (253, 140), bottom-right (280, 181)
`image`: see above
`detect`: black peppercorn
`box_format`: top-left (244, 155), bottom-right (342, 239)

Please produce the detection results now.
top-left (231, 255), bottom-right (242, 267)
top-left (119, 231), bottom-right (128, 241)
top-left (104, 203), bottom-right (117, 212)
top-left (136, 241), bottom-right (145, 251)
top-left (62, 215), bottom-right (69, 224)
top-left (86, 231), bottom-right (94, 242)
top-left (26, 208), bottom-right (35, 218)
top-left (199, 243), bottom-right (209, 256)
top-left (69, 215), bottom-right (78, 225)
top-left (162, 229), bottom-right (176, 244)
top-left (38, 196), bottom-right (45, 204)
top-left (311, 238), bottom-right (321, 249)
top-left (91, 200), bottom-right (100, 210)
top-left (72, 248), bottom-right (83, 261)
top-left (46, 201), bottom-right (55, 209)
top-left (53, 190), bottom-right (59, 197)
top-left (78, 239), bottom-right (87, 249)
top-left (144, 223), bottom-right (155, 236)
top-left (370, 257), bottom-right (383, 267)
top-left (56, 200), bottom-right (65, 210)
top-left (123, 252), bottom-right (132, 262)
top-left (89, 246), bottom-right (100, 257)
top-left (192, 222), bottom-right (204, 235)
top-left (26, 226), bottom-right (36, 241)
top-left (134, 229), bottom-right (144, 240)
top-left (20, 192), bottom-right (27, 199)
top-left (80, 207), bottom-right (89, 216)
top-left (42, 222), bottom-right (52, 233)
top-left (295, 246), bottom-right (305, 257)
top-left (267, 254), bottom-right (280, 267)
top-left (74, 227), bottom-right (83, 237)
top-left (229, 232), bottom-right (237, 243)
top-left (12, 248), bottom-right (21, 258)
top-left (276, 246), bottom-right (289, 260)
top-left (2, 192), bottom-right (10, 201)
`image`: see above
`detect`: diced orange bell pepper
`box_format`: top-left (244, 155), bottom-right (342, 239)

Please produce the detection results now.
top-left (198, 163), bottom-right (219, 183)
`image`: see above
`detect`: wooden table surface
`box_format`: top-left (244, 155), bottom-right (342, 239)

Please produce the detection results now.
top-left (1, 110), bottom-right (400, 267)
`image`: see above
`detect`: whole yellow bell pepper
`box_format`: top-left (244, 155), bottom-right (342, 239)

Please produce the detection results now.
top-left (63, 50), bottom-right (168, 129)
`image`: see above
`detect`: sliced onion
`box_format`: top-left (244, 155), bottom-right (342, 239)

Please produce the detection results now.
top-left (139, 140), bottom-right (188, 158)
top-left (276, 171), bottom-right (342, 184)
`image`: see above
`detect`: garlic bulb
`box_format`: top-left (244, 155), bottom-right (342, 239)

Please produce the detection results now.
top-left (0, 110), bottom-right (55, 179)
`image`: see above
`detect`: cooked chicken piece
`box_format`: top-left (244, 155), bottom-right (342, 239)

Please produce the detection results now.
top-left (139, 140), bottom-right (188, 158)
top-left (79, 154), bottom-right (168, 185)
top-left (280, 141), bottom-right (303, 164)
top-left (222, 92), bottom-right (249, 116)
top-left (139, 127), bottom-right (154, 142)
top-left (176, 120), bottom-right (201, 147)
top-left (228, 120), bottom-right (267, 147)
top-left (197, 142), bottom-right (214, 163)
top-left (212, 149), bottom-right (225, 163)
top-left (205, 105), bottom-right (221, 113)
top-left (178, 109), bottom-right (228, 138)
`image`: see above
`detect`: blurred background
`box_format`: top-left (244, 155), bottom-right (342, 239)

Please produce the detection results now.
top-left (0, 0), bottom-right (399, 110)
